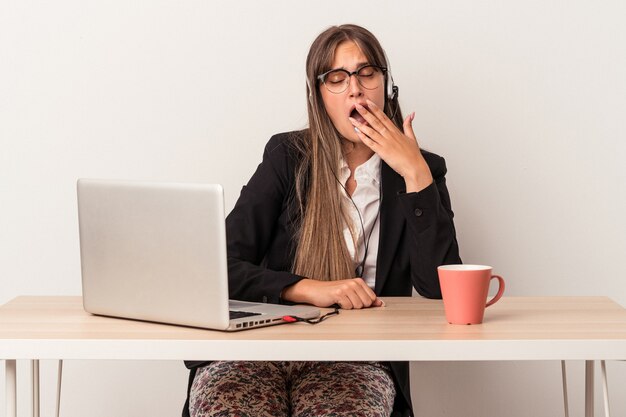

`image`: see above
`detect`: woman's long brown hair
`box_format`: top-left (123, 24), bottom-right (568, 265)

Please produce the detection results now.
top-left (291, 24), bottom-right (404, 281)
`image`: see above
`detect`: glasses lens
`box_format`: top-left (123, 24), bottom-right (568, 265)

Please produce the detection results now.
top-left (323, 70), bottom-right (349, 93)
top-left (357, 65), bottom-right (383, 90)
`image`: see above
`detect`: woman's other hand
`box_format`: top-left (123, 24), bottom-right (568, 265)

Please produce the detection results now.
top-left (349, 99), bottom-right (434, 193)
top-left (282, 278), bottom-right (384, 309)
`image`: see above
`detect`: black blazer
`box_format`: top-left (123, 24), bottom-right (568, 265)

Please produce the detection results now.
top-left (183, 130), bottom-right (461, 417)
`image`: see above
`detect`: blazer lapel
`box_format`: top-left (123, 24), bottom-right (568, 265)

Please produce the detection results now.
top-left (374, 162), bottom-right (407, 294)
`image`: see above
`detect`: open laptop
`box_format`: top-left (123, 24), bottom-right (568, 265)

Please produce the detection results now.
top-left (77, 179), bottom-right (320, 331)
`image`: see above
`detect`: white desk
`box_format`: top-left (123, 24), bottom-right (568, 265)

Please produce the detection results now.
top-left (3, 296), bottom-right (626, 416)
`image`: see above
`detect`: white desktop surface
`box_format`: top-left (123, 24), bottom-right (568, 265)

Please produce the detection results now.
top-left (2, 296), bottom-right (626, 361)
top-left (3, 296), bottom-right (626, 417)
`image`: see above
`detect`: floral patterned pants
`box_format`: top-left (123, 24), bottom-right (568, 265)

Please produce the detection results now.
top-left (189, 361), bottom-right (396, 417)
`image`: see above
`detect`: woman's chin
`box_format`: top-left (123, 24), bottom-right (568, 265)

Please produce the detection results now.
top-left (341, 131), bottom-right (362, 144)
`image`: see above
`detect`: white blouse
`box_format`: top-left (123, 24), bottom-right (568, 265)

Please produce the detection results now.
top-left (338, 154), bottom-right (381, 290)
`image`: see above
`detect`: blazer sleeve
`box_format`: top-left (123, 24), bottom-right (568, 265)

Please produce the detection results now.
top-left (398, 153), bottom-right (462, 298)
top-left (226, 134), bottom-right (305, 304)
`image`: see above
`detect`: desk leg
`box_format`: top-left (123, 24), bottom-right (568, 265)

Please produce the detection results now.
top-left (586, 360), bottom-right (595, 417)
top-left (32, 360), bottom-right (40, 417)
top-left (601, 361), bottom-right (610, 417)
top-left (56, 360), bottom-right (63, 417)
top-left (6, 360), bottom-right (17, 417)
top-left (561, 361), bottom-right (570, 417)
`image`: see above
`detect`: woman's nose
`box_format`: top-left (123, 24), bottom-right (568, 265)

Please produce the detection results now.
top-left (347, 75), bottom-right (364, 97)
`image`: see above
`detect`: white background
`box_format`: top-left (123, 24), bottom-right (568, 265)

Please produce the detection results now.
top-left (2, 1), bottom-right (625, 416)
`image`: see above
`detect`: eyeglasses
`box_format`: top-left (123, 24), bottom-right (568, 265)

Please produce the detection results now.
top-left (317, 64), bottom-right (387, 94)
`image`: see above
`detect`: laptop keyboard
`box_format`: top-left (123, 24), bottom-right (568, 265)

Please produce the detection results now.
top-left (229, 310), bottom-right (262, 320)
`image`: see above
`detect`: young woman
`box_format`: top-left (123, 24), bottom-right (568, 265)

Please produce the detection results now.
top-left (184, 24), bottom-right (461, 417)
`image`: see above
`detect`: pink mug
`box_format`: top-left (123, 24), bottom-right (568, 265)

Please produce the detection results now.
top-left (437, 265), bottom-right (505, 325)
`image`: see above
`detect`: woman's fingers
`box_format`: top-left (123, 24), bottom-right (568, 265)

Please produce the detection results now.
top-left (351, 100), bottom-right (408, 147)
top-left (365, 99), bottom-right (398, 132)
top-left (351, 279), bottom-right (378, 307)
top-left (403, 112), bottom-right (417, 141)
top-left (355, 103), bottom-right (389, 138)
top-left (349, 117), bottom-right (379, 143)
top-left (332, 278), bottom-right (379, 310)
top-left (355, 129), bottom-right (381, 154)
top-left (337, 294), bottom-right (354, 310)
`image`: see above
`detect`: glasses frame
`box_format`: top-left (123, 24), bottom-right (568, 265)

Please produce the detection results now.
top-left (317, 64), bottom-right (388, 94)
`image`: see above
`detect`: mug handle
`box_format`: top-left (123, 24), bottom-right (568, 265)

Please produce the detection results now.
top-left (485, 275), bottom-right (505, 307)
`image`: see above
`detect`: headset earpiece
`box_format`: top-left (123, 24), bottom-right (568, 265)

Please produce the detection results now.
top-left (390, 85), bottom-right (398, 101)
top-left (386, 70), bottom-right (397, 101)
top-left (384, 70), bottom-right (400, 120)
top-left (383, 49), bottom-right (398, 102)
